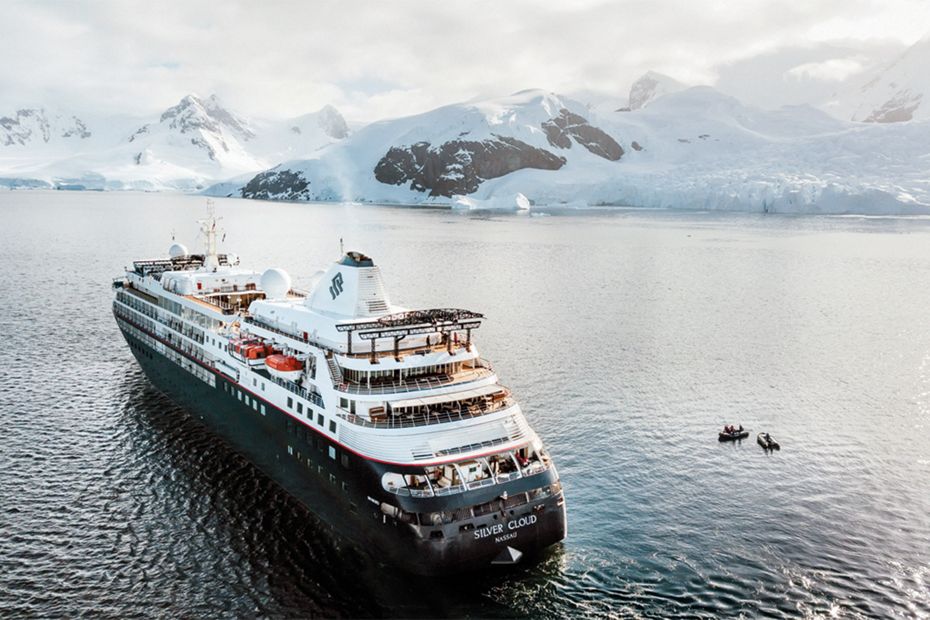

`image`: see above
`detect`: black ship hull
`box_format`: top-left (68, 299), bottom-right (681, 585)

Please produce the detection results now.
top-left (116, 314), bottom-right (567, 575)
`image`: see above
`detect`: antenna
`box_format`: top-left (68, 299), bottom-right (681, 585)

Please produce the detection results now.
top-left (339, 237), bottom-right (344, 256)
top-left (198, 199), bottom-right (224, 271)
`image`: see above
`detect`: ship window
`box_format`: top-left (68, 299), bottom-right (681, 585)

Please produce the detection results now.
top-left (287, 445), bottom-right (293, 455)
top-left (342, 481), bottom-right (349, 493)
top-left (317, 414), bottom-right (323, 426)
top-left (287, 397), bottom-right (293, 409)
top-left (261, 383), bottom-right (265, 391)
top-left (252, 378), bottom-right (257, 387)
top-left (237, 391), bottom-right (242, 401)
top-left (252, 401), bottom-right (258, 411)
top-left (339, 397), bottom-right (348, 409)
top-left (328, 446), bottom-right (336, 460)
top-left (341, 454), bottom-right (350, 469)
top-left (329, 474), bottom-right (337, 485)
top-left (260, 404), bottom-right (266, 416)
top-left (329, 421), bottom-right (337, 433)
top-left (297, 403), bottom-right (303, 414)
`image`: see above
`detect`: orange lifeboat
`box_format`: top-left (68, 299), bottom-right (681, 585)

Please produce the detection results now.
top-left (266, 354), bottom-right (303, 381)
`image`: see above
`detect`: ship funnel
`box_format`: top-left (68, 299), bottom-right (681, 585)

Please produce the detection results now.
top-left (304, 252), bottom-right (391, 317)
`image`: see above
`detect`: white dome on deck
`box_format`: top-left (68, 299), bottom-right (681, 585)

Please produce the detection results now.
top-left (168, 243), bottom-right (188, 258)
top-left (261, 268), bottom-right (292, 300)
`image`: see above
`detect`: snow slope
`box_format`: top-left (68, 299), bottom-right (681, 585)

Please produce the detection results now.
top-left (222, 90), bottom-right (624, 202)
top-left (0, 95), bottom-right (348, 190)
top-left (215, 86), bottom-right (930, 214)
top-left (831, 34), bottom-right (930, 123)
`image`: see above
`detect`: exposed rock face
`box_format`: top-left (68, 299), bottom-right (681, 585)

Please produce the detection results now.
top-left (157, 94), bottom-right (254, 139)
top-left (241, 169), bottom-right (310, 200)
top-left (316, 104), bottom-right (349, 139)
top-left (863, 91), bottom-right (922, 123)
top-left (541, 108), bottom-right (623, 160)
top-left (130, 94), bottom-right (254, 165)
top-left (374, 136), bottom-right (565, 197)
top-left (0, 109), bottom-right (91, 146)
top-left (845, 35), bottom-right (930, 123)
top-left (629, 71), bottom-right (687, 110)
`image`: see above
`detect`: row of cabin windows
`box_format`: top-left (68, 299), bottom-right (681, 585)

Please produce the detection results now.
top-left (224, 382), bottom-right (267, 416)
top-left (285, 420), bottom-right (351, 471)
top-left (281, 408), bottom-right (357, 513)
top-left (288, 396), bottom-right (339, 435)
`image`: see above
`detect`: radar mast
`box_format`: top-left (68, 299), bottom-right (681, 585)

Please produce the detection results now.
top-left (198, 200), bottom-right (223, 271)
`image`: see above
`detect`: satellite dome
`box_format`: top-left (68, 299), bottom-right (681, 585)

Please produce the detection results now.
top-left (168, 243), bottom-right (188, 258)
top-left (261, 268), bottom-right (292, 300)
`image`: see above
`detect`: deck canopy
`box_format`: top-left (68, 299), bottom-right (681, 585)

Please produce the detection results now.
top-left (132, 254), bottom-right (236, 279)
top-left (337, 308), bottom-right (484, 339)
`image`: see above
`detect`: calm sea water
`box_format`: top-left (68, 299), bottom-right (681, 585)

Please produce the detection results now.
top-left (1, 191), bottom-right (929, 618)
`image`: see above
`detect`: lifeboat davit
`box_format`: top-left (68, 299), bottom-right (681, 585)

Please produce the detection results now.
top-left (266, 354), bottom-right (303, 381)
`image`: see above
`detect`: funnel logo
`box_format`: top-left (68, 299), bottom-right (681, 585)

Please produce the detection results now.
top-left (329, 272), bottom-right (344, 300)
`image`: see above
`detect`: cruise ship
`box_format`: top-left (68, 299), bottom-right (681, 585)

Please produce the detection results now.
top-left (111, 204), bottom-right (566, 574)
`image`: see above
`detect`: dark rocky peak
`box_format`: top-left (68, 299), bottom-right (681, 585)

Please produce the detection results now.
top-left (541, 109), bottom-right (623, 161)
top-left (374, 135), bottom-right (565, 197)
top-left (241, 168), bottom-right (311, 201)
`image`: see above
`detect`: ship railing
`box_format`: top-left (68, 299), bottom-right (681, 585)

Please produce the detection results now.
top-left (495, 470), bottom-right (522, 484)
top-left (338, 366), bottom-right (494, 396)
top-left (114, 305), bottom-right (213, 368)
top-left (244, 316), bottom-right (488, 365)
top-left (266, 373), bottom-right (325, 409)
top-left (466, 478), bottom-right (497, 491)
top-left (432, 484), bottom-right (467, 496)
top-left (383, 463), bottom-right (550, 499)
top-left (243, 316), bottom-right (310, 343)
top-left (336, 398), bottom-right (513, 429)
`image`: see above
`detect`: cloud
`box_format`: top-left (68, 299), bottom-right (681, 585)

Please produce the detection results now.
top-left (0, 0), bottom-right (927, 122)
top-left (785, 58), bottom-right (867, 82)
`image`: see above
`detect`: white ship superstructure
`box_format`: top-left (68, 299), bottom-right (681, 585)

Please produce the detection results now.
top-left (112, 205), bottom-right (566, 573)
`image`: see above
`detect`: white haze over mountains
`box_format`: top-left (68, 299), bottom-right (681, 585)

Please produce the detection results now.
top-left (2, 0), bottom-right (930, 212)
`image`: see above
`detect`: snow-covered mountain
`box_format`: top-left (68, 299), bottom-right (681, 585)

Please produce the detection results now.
top-left (0, 108), bottom-right (91, 147)
top-left (221, 90), bottom-right (624, 202)
top-left (211, 86), bottom-right (930, 214)
top-left (835, 34), bottom-right (930, 123)
top-left (0, 95), bottom-right (348, 190)
top-left (627, 71), bottom-right (688, 110)
top-left (124, 94), bottom-right (263, 180)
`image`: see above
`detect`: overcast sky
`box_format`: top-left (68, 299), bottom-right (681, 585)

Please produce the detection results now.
top-left (3, 0), bottom-right (928, 122)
